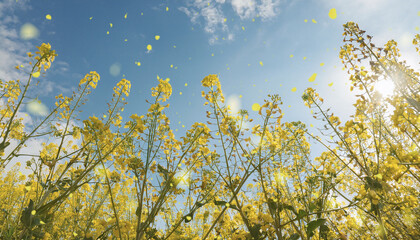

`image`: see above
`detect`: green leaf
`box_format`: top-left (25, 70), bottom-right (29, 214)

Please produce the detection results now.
top-left (307, 218), bottom-right (327, 237)
top-left (214, 200), bottom-right (227, 206)
top-left (20, 199), bottom-right (34, 227)
top-left (287, 233), bottom-right (300, 240)
top-left (297, 209), bottom-right (308, 220)
top-left (267, 198), bottom-right (277, 212)
top-left (0, 141), bottom-right (10, 152)
top-left (135, 206), bottom-right (141, 217)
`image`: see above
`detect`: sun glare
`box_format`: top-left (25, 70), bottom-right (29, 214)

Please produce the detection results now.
top-left (374, 79), bottom-right (395, 98)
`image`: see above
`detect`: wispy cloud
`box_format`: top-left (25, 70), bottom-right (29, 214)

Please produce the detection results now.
top-left (179, 1), bottom-right (228, 44)
top-left (180, 0), bottom-right (283, 44)
top-left (231, 0), bottom-right (256, 19)
top-left (0, 0), bottom-right (72, 97)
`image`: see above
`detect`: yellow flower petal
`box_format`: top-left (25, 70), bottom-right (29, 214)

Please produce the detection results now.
top-left (312, 19), bottom-right (317, 23)
top-left (155, 35), bottom-right (160, 40)
top-left (329, 8), bottom-right (337, 19)
top-left (32, 72), bottom-right (40, 78)
top-left (31, 210), bottom-right (36, 215)
top-left (308, 73), bottom-right (317, 82)
top-left (291, 87), bottom-right (297, 92)
top-left (328, 82), bottom-right (334, 87)
top-left (320, 62), bottom-right (325, 66)
top-left (259, 61), bottom-right (263, 66)
top-left (45, 14), bottom-right (52, 20)
top-left (147, 44), bottom-right (152, 51)
top-left (289, 54), bottom-right (294, 58)
top-left (124, 13), bottom-right (127, 19)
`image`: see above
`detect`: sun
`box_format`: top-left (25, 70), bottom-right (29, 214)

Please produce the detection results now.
top-left (374, 79), bottom-right (395, 98)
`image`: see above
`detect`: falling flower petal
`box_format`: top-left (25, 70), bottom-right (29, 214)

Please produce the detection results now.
top-left (155, 35), bottom-right (160, 40)
top-left (147, 44), bottom-right (152, 51)
top-left (312, 19), bottom-right (317, 23)
top-left (291, 87), bottom-right (297, 92)
top-left (320, 62), bottom-right (325, 66)
top-left (124, 13), bottom-right (127, 19)
top-left (329, 8), bottom-right (337, 19)
top-left (45, 14), bottom-right (52, 20)
top-left (328, 82), bottom-right (334, 87)
top-left (259, 61), bottom-right (263, 66)
top-left (308, 73), bottom-right (317, 82)
top-left (32, 72), bottom-right (40, 78)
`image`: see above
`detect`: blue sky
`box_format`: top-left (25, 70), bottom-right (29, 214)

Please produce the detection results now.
top-left (1, 0), bottom-right (420, 157)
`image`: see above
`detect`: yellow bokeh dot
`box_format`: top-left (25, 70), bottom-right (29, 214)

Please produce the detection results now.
top-left (308, 73), bottom-right (317, 82)
top-left (89, 17), bottom-right (93, 20)
top-left (147, 44), bottom-right (152, 51)
top-left (170, 64), bottom-right (173, 68)
top-left (179, 92), bottom-right (182, 95)
top-left (310, 124), bottom-right (314, 127)
top-left (304, 19), bottom-right (308, 22)
top-left (110, 23), bottom-right (113, 28)
top-left (320, 62), bottom-right (325, 66)
top-left (155, 35), bottom-right (160, 40)
top-left (303, 57), bottom-right (307, 60)
top-left (291, 87), bottom-right (297, 92)
top-left (418, 11), bottom-right (420, 16)
top-left (107, 31), bottom-right (109, 35)
top-left (124, 13), bottom-right (127, 19)
top-left (259, 61), bottom-right (263, 66)
top-left (289, 54), bottom-right (294, 58)
top-left (416, 26), bottom-right (419, 31)
top-left (252, 103), bottom-right (260, 111)
top-left (45, 14), bottom-right (52, 20)
top-left (166, 7), bottom-right (169, 11)
top-left (242, 26), bottom-right (245, 30)
top-left (239, 95), bottom-right (242, 98)
top-left (184, 83), bottom-right (188, 86)
top-left (328, 8), bottom-right (337, 19)
top-left (312, 19), bottom-right (317, 23)
top-left (328, 82), bottom-right (334, 87)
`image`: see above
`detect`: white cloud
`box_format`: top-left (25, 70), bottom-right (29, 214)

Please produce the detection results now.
top-left (231, 0), bottom-right (256, 19)
top-left (258, 0), bottom-right (281, 19)
top-left (179, 1), bottom-right (230, 44)
top-left (180, 0), bottom-right (283, 44)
